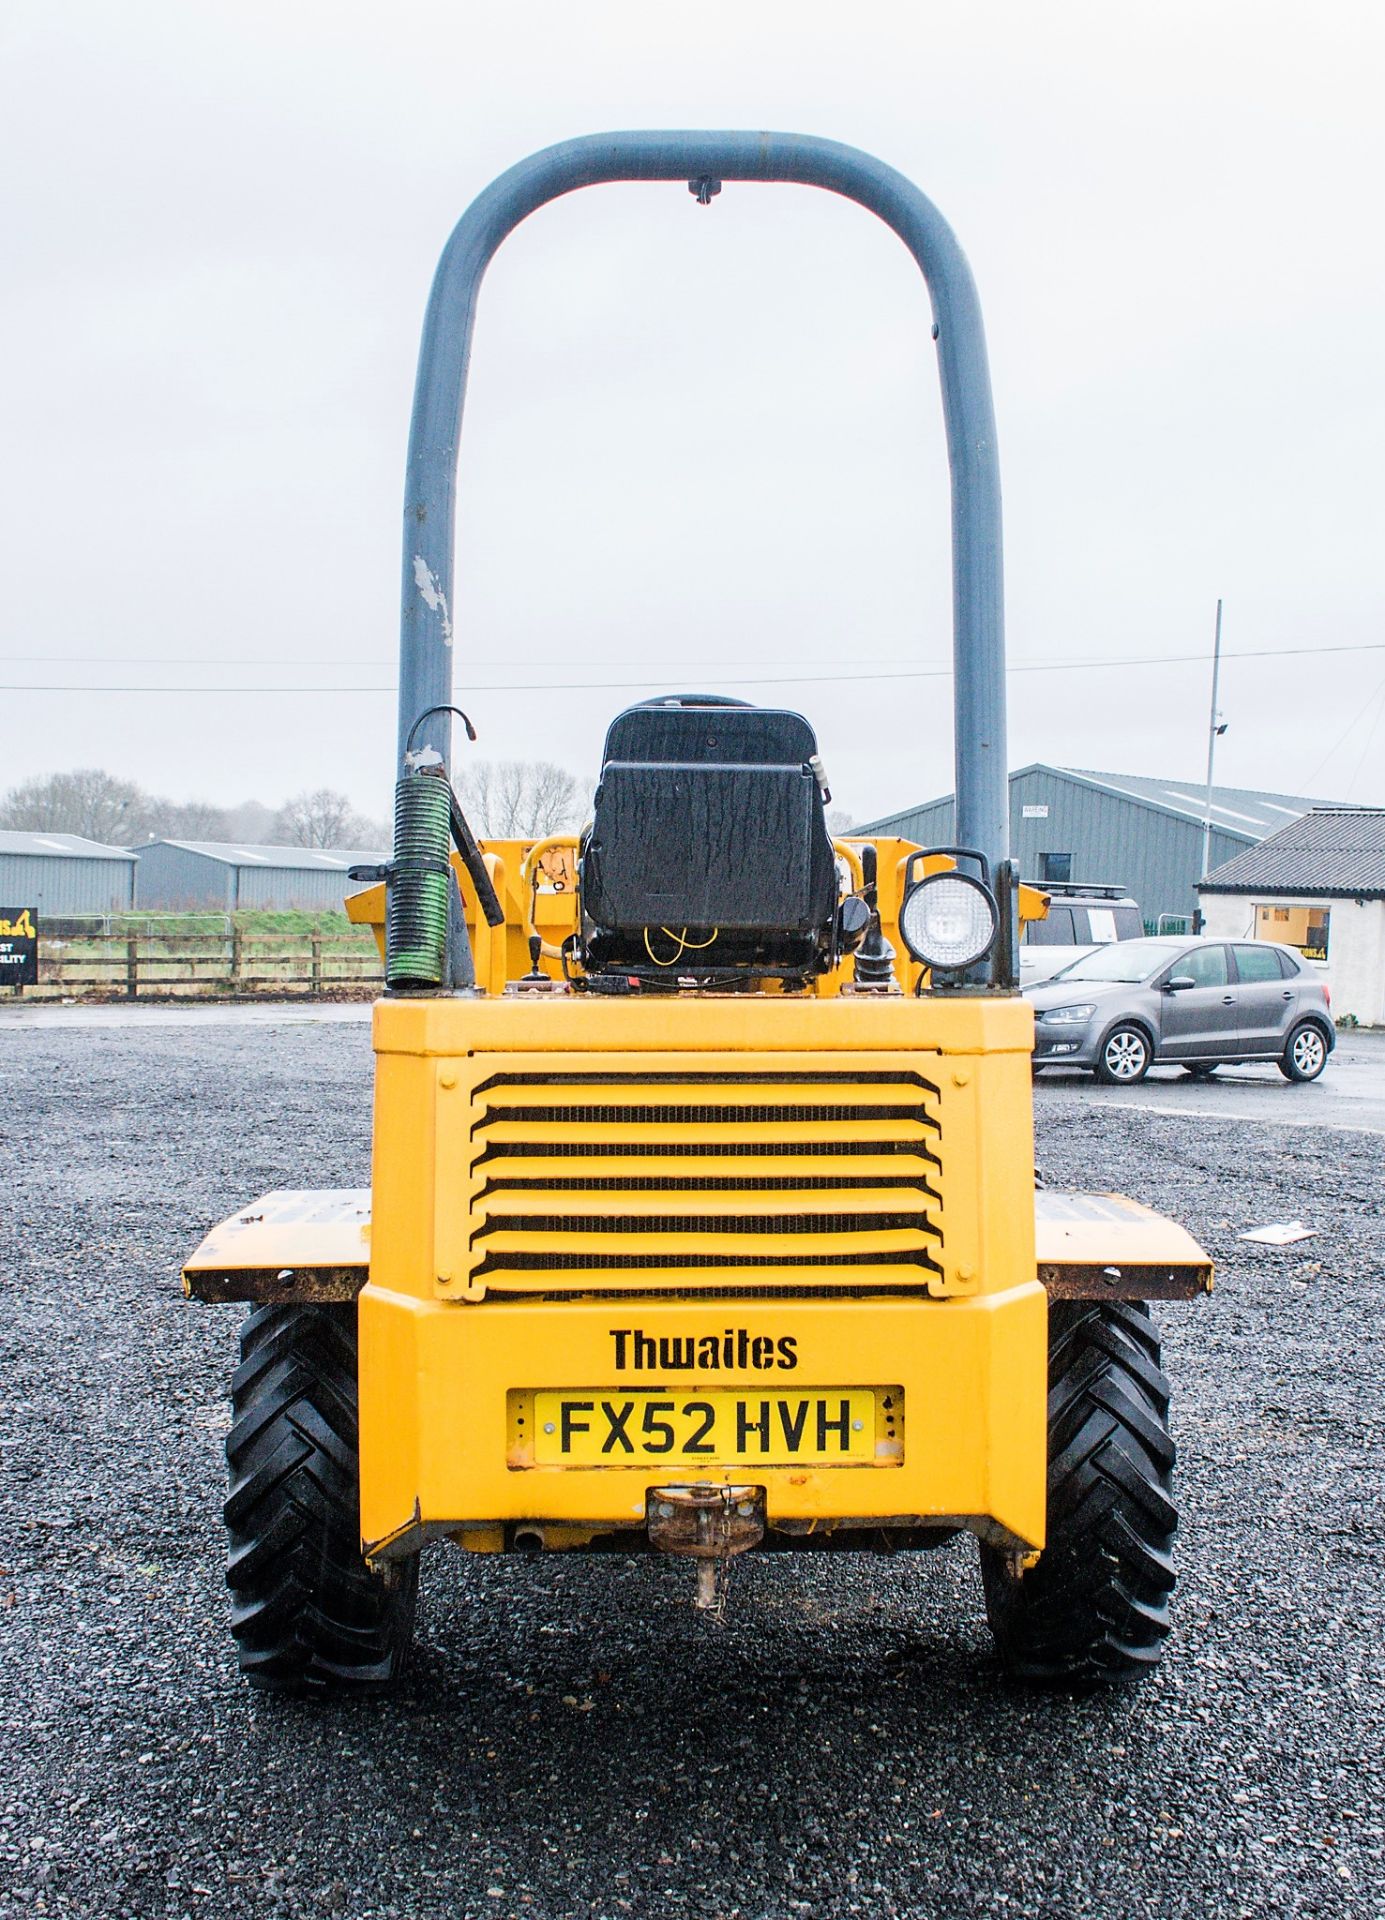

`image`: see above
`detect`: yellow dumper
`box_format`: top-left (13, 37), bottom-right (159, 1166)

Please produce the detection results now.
top-left (184, 133), bottom-right (1210, 1691)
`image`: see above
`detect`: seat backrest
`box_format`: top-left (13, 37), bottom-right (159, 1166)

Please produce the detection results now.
top-left (601, 699), bottom-right (819, 771)
top-left (581, 700), bottom-right (838, 962)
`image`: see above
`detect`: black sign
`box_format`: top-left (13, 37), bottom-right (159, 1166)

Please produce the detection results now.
top-left (0, 908), bottom-right (38, 987)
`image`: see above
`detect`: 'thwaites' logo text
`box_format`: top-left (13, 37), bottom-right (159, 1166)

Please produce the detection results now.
top-left (609, 1327), bottom-right (798, 1372)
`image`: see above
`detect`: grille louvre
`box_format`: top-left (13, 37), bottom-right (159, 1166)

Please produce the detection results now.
top-left (464, 1068), bottom-right (945, 1293)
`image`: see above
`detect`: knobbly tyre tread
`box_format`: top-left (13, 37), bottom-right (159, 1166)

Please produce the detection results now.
top-left (224, 1303), bottom-right (418, 1692)
top-left (980, 1300), bottom-right (1177, 1685)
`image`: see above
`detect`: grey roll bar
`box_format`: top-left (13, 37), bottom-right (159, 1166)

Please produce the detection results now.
top-left (398, 131), bottom-right (1007, 871)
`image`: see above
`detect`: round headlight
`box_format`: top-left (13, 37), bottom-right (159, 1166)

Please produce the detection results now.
top-left (899, 871), bottom-right (999, 970)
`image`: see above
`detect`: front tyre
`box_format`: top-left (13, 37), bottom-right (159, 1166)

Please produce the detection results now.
top-left (980, 1301), bottom-right (1177, 1684)
top-left (1279, 1020), bottom-right (1328, 1083)
top-left (1093, 1024), bottom-right (1152, 1085)
top-left (224, 1302), bottom-right (418, 1692)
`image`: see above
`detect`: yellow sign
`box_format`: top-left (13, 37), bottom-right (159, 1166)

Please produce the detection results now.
top-left (0, 909), bottom-right (34, 939)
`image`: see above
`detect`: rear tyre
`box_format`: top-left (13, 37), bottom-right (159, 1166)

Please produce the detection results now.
top-left (1279, 1020), bottom-right (1328, 1083)
top-left (1093, 1024), bottom-right (1152, 1085)
top-left (1181, 1063), bottom-right (1218, 1079)
top-left (980, 1301), bottom-right (1177, 1685)
top-left (224, 1302), bottom-right (418, 1692)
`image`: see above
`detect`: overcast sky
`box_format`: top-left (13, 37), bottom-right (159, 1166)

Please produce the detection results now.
top-left (3, 1), bottom-right (1383, 828)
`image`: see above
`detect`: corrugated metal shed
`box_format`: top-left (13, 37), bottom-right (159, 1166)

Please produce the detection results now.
top-left (856, 765), bottom-right (1355, 924)
top-left (132, 841), bottom-right (390, 913)
top-left (1199, 809), bottom-right (1385, 897)
top-left (1059, 770), bottom-right (1334, 840)
top-left (0, 831), bottom-right (136, 915)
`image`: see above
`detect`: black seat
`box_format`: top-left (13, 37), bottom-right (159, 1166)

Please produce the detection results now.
top-left (579, 697), bottom-right (839, 979)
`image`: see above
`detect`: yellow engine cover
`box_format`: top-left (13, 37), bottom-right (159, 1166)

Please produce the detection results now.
top-left (359, 991), bottom-right (1047, 1554)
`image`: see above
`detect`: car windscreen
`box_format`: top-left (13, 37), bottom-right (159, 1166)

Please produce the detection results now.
top-left (1051, 941), bottom-right (1186, 984)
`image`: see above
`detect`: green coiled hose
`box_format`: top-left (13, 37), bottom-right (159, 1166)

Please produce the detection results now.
top-left (385, 772), bottom-right (453, 988)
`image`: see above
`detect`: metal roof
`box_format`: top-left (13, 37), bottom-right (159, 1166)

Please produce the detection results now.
top-left (1059, 768), bottom-right (1353, 841)
top-left (133, 839), bottom-right (389, 871)
top-left (0, 830), bottom-right (137, 862)
top-left (1199, 809), bottom-right (1385, 897)
top-left (857, 763), bottom-right (1352, 844)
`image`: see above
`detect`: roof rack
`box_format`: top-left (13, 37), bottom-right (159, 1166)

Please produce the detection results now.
top-left (1035, 881), bottom-right (1131, 899)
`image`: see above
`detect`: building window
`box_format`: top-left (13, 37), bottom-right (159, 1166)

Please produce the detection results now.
top-left (1039, 852), bottom-right (1072, 885)
top-left (1254, 903), bottom-right (1330, 959)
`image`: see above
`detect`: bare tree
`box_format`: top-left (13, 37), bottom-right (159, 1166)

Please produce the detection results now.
top-left (219, 799), bottom-right (278, 843)
top-left (3, 768), bottom-right (390, 851)
top-left (826, 807), bottom-right (857, 836)
top-left (272, 788), bottom-right (383, 848)
top-left (453, 760), bottom-right (588, 838)
top-left (152, 799), bottom-right (234, 840)
top-left (0, 768), bottom-right (153, 842)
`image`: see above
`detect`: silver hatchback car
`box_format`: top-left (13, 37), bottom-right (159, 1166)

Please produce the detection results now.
top-left (1027, 935), bottom-right (1335, 1085)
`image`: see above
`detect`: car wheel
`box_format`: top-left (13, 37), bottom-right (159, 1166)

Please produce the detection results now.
top-left (1094, 1024), bottom-right (1152, 1085)
top-left (1181, 1063), bottom-right (1218, 1079)
top-left (1279, 1020), bottom-right (1328, 1083)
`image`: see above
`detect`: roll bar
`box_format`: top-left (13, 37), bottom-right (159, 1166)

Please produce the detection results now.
top-left (398, 131), bottom-right (1007, 869)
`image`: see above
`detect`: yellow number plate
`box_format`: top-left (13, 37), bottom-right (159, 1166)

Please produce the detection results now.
top-left (522, 1388), bottom-right (897, 1467)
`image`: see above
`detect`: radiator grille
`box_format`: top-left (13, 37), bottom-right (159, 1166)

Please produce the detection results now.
top-left (464, 1068), bottom-right (944, 1293)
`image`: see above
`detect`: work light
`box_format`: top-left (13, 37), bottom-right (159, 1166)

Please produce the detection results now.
top-left (899, 870), bottom-right (999, 972)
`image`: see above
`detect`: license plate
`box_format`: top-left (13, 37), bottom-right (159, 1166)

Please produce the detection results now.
top-left (521, 1388), bottom-right (899, 1467)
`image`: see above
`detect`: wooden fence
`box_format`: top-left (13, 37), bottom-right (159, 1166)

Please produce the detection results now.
top-left (9, 930), bottom-right (384, 1002)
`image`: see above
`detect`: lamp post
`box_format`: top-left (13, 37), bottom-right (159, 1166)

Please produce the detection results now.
top-left (1200, 598), bottom-right (1226, 884)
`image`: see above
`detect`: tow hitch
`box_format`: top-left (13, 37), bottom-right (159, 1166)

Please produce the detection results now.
top-left (647, 1484), bottom-right (766, 1615)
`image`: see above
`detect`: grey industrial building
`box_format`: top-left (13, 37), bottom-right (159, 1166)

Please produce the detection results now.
top-left (0, 831), bottom-right (137, 916)
top-left (132, 840), bottom-right (389, 913)
top-left (859, 765), bottom-right (1343, 927)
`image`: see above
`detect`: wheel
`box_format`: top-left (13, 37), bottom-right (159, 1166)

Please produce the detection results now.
top-left (224, 1302), bottom-right (418, 1692)
top-left (980, 1300), bottom-right (1177, 1685)
top-left (1093, 1024), bottom-right (1152, 1085)
top-left (1181, 1063), bottom-right (1218, 1079)
top-left (1279, 1020), bottom-right (1328, 1083)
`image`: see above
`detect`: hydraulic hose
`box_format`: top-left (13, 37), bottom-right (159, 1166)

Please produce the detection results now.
top-left (385, 772), bottom-right (453, 988)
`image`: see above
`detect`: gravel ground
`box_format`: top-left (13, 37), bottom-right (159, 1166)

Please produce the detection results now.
top-left (1, 1020), bottom-right (1382, 1919)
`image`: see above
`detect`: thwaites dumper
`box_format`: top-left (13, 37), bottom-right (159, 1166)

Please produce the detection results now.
top-left (185, 133), bottom-right (1211, 1691)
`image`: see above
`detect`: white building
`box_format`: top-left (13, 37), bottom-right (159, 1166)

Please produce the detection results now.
top-left (1198, 809), bottom-right (1385, 1027)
